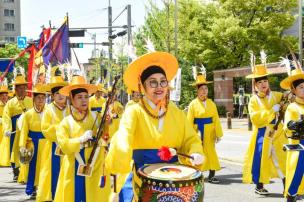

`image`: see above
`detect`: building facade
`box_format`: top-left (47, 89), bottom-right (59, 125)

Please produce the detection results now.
top-left (0, 0), bottom-right (20, 43)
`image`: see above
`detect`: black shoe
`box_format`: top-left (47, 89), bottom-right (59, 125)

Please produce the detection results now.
top-left (208, 177), bottom-right (220, 184)
top-left (29, 189), bottom-right (37, 199)
top-left (12, 167), bottom-right (19, 182)
top-left (255, 188), bottom-right (269, 195)
top-left (287, 195), bottom-right (297, 202)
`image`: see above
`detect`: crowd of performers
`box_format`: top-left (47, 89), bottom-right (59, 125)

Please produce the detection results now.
top-left (0, 51), bottom-right (303, 202)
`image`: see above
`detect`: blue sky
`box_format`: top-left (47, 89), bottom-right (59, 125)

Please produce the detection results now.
top-left (20, 0), bottom-right (164, 63)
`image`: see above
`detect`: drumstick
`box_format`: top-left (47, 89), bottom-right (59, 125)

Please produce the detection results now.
top-left (158, 146), bottom-right (194, 161)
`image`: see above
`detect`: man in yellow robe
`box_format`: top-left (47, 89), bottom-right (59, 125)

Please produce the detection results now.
top-left (1, 70), bottom-right (33, 182)
top-left (0, 80), bottom-right (9, 144)
top-left (37, 67), bottom-right (69, 201)
top-left (187, 72), bottom-right (223, 183)
top-left (280, 61), bottom-right (304, 202)
top-left (55, 74), bottom-right (111, 202)
top-left (89, 83), bottom-right (107, 113)
top-left (243, 64), bottom-right (287, 195)
top-left (125, 89), bottom-right (141, 109)
top-left (19, 84), bottom-right (48, 199)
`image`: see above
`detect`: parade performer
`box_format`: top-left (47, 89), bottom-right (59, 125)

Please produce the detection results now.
top-left (89, 82), bottom-right (107, 113)
top-left (1, 67), bottom-right (33, 182)
top-left (105, 51), bottom-right (204, 201)
top-left (0, 79), bottom-right (9, 144)
top-left (37, 67), bottom-right (69, 201)
top-left (54, 73), bottom-right (111, 202)
top-left (187, 65), bottom-right (223, 183)
top-left (243, 58), bottom-right (287, 195)
top-left (125, 88), bottom-right (141, 109)
top-left (108, 92), bottom-right (124, 138)
top-left (19, 84), bottom-right (48, 198)
top-left (280, 58), bottom-right (304, 202)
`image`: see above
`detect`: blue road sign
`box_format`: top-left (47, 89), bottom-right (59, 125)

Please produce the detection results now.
top-left (17, 36), bottom-right (27, 49)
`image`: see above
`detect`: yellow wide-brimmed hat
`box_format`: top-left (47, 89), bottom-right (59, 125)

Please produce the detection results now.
top-left (27, 83), bottom-right (49, 94)
top-left (246, 65), bottom-right (270, 79)
top-left (124, 51), bottom-right (178, 91)
top-left (96, 83), bottom-right (107, 93)
top-left (191, 74), bottom-right (212, 86)
top-left (280, 68), bottom-right (304, 90)
top-left (49, 67), bottom-right (67, 89)
top-left (0, 86), bottom-right (9, 93)
top-left (59, 75), bottom-right (97, 96)
top-left (12, 75), bottom-right (28, 85)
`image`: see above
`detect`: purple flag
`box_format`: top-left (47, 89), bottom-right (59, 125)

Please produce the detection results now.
top-left (42, 19), bottom-right (70, 66)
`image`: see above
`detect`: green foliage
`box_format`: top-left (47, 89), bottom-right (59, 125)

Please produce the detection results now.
top-left (217, 105), bottom-right (227, 117)
top-left (0, 43), bottom-right (29, 85)
top-left (134, 0), bottom-right (297, 108)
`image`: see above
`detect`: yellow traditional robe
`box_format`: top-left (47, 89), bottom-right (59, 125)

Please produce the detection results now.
top-left (106, 99), bottom-right (204, 201)
top-left (243, 91), bottom-right (287, 184)
top-left (109, 100), bottom-right (124, 138)
top-left (19, 107), bottom-right (47, 195)
top-left (125, 100), bottom-right (138, 109)
top-left (0, 96), bottom-right (32, 167)
top-left (54, 110), bottom-right (111, 202)
top-left (187, 98), bottom-right (223, 171)
top-left (0, 100), bottom-right (6, 145)
top-left (37, 103), bottom-right (69, 201)
top-left (89, 95), bottom-right (106, 113)
top-left (283, 101), bottom-right (304, 196)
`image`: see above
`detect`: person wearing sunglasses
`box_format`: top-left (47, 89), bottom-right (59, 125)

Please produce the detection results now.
top-left (106, 52), bottom-right (204, 201)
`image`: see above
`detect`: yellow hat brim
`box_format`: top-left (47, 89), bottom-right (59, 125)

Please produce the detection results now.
top-left (190, 81), bottom-right (213, 86)
top-left (0, 90), bottom-right (9, 93)
top-left (59, 84), bottom-right (98, 97)
top-left (124, 52), bottom-right (178, 91)
top-left (246, 73), bottom-right (269, 79)
top-left (280, 74), bottom-right (304, 90)
top-left (12, 82), bottom-right (29, 85)
top-left (49, 82), bottom-right (68, 90)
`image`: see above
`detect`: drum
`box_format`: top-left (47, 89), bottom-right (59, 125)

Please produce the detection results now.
top-left (136, 163), bottom-right (204, 202)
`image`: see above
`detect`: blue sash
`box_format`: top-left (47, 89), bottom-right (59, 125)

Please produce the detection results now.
top-left (51, 142), bottom-right (60, 199)
top-left (74, 149), bottom-right (86, 202)
top-left (288, 140), bottom-right (304, 196)
top-left (26, 131), bottom-right (45, 195)
top-left (119, 149), bottom-right (178, 202)
top-left (10, 114), bottom-right (21, 169)
top-left (194, 117), bottom-right (213, 142)
top-left (251, 119), bottom-right (275, 184)
top-left (91, 107), bottom-right (102, 112)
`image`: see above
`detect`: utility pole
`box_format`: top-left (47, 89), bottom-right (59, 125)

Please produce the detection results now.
top-left (174, 0), bottom-right (178, 57)
top-left (127, 4), bottom-right (132, 63)
top-left (299, 0), bottom-right (303, 66)
top-left (108, 0), bottom-right (113, 82)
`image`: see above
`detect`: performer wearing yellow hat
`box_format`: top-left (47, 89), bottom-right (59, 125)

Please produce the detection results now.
top-left (1, 67), bottom-right (33, 182)
top-left (54, 73), bottom-right (111, 202)
top-left (19, 84), bottom-right (49, 199)
top-left (89, 82), bottom-right (107, 113)
top-left (105, 51), bottom-right (204, 201)
top-left (0, 79), bottom-right (9, 144)
top-left (37, 67), bottom-right (69, 201)
top-left (187, 66), bottom-right (223, 183)
top-left (243, 58), bottom-right (287, 195)
top-left (280, 57), bottom-right (304, 202)
top-left (125, 88), bottom-right (141, 109)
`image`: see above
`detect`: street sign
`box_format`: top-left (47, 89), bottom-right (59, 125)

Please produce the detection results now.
top-left (17, 36), bottom-right (27, 49)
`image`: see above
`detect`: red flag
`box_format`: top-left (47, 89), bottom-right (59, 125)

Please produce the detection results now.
top-left (38, 28), bottom-right (51, 50)
top-left (27, 45), bottom-right (37, 96)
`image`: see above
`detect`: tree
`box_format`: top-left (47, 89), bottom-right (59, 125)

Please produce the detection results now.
top-left (134, 0), bottom-right (298, 108)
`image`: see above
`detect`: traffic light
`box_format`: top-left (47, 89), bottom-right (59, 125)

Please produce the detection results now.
top-left (70, 43), bottom-right (84, 48)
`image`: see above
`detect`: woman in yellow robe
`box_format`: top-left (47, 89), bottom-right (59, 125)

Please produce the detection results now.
top-left (280, 65), bottom-right (304, 202)
top-left (37, 67), bottom-right (69, 201)
top-left (0, 72), bottom-right (33, 182)
top-left (106, 52), bottom-right (204, 201)
top-left (19, 84), bottom-right (48, 198)
top-left (54, 74), bottom-right (111, 202)
top-left (243, 64), bottom-right (287, 195)
top-left (187, 73), bottom-right (223, 183)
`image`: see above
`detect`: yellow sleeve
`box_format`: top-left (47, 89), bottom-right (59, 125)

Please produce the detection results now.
top-left (248, 97), bottom-right (275, 127)
top-left (41, 108), bottom-right (57, 142)
top-left (186, 102), bottom-right (195, 129)
top-left (2, 102), bottom-right (12, 133)
top-left (213, 103), bottom-right (223, 138)
top-left (283, 105), bottom-right (298, 138)
top-left (105, 106), bottom-right (136, 174)
top-left (56, 118), bottom-right (81, 155)
top-left (19, 113), bottom-right (29, 148)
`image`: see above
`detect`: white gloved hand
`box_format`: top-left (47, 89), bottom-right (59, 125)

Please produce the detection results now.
top-left (4, 131), bottom-right (11, 137)
top-left (19, 147), bottom-right (26, 155)
top-left (78, 130), bottom-right (93, 143)
top-left (190, 153), bottom-right (204, 166)
top-left (272, 104), bottom-right (280, 112)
